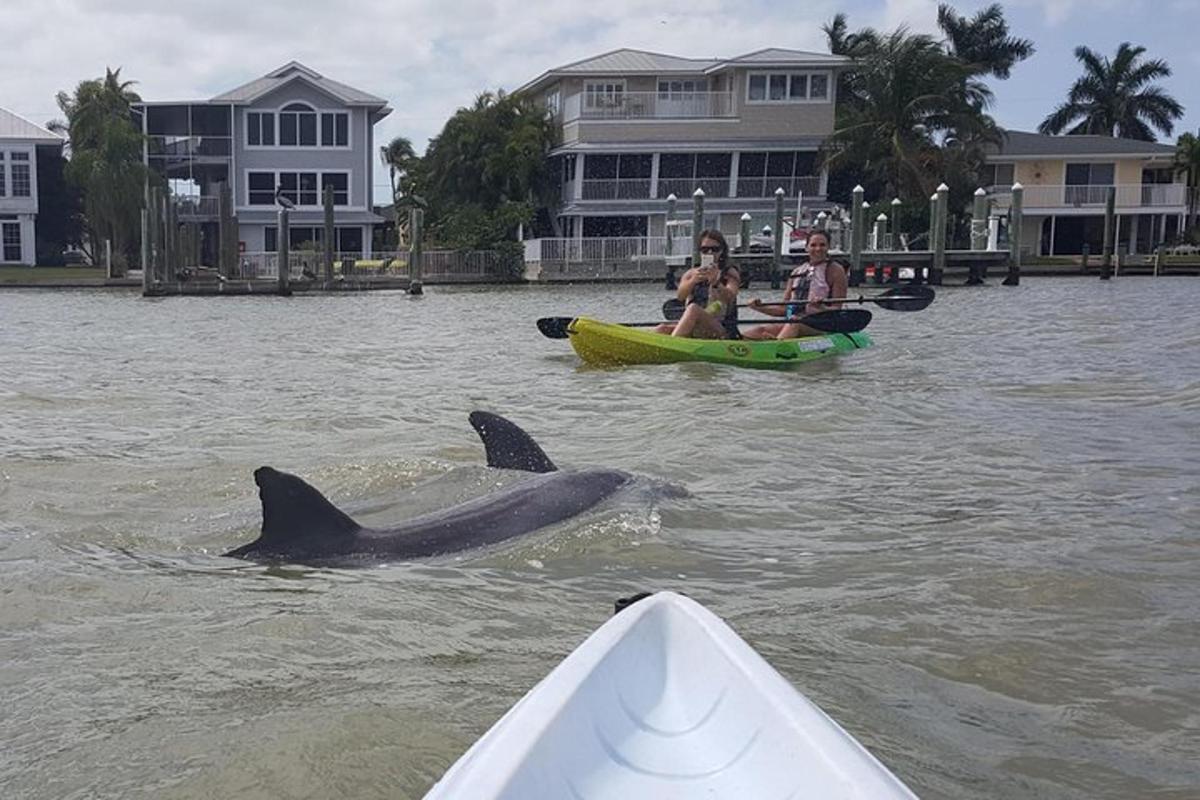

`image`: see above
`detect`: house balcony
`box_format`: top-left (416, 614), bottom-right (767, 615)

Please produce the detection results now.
top-left (987, 183), bottom-right (1188, 211)
top-left (173, 195), bottom-right (222, 220)
top-left (563, 91), bottom-right (736, 122)
top-left (561, 175), bottom-right (823, 203)
top-left (147, 135), bottom-right (233, 167)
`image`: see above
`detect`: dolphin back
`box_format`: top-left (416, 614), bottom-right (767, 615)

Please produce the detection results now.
top-left (469, 411), bottom-right (558, 473)
top-left (224, 466), bottom-right (361, 561)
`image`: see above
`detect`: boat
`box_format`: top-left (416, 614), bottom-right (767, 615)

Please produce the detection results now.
top-left (566, 317), bottom-right (872, 369)
top-left (424, 591), bottom-right (916, 799)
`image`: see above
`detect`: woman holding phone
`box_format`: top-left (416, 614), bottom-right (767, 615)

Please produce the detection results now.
top-left (653, 230), bottom-right (741, 339)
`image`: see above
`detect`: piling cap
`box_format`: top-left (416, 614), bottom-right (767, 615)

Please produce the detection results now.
top-left (740, 212), bottom-right (752, 220)
top-left (666, 193), bottom-right (677, 202)
top-left (877, 213), bottom-right (888, 221)
top-left (1012, 182), bottom-right (1023, 190)
top-left (852, 184), bottom-right (864, 193)
top-left (692, 188), bottom-right (705, 198)
top-left (862, 201), bottom-right (870, 208)
top-left (937, 183), bottom-right (949, 192)
top-left (774, 187), bottom-right (786, 196)
top-left (892, 197), bottom-right (902, 205)
top-left (816, 211), bottom-right (828, 219)
top-left (974, 187), bottom-right (987, 196)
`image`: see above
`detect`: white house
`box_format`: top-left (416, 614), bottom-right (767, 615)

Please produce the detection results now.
top-left (0, 106), bottom-right (64, 265)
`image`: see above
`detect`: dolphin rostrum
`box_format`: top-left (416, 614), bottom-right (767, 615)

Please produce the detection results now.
top-left (223, 411), bottom-right (632, 566)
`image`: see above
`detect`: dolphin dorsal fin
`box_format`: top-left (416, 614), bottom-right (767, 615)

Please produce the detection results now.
top-left (254, 467), bottom-right (360, 547)
top-left (468, 411), bottom-right (558, 473)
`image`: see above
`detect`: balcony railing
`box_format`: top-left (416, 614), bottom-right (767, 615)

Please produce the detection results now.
top-left (173, 195), bottom-right (221, 219)
top-left (736, 176), bottom-right (823, 198)
top-left (147, 135), bottom-right (233, 160)
top-left (987, 184), bottom-right (1187, 208)
top-left (563, 91), bottom-right (736, 121)
top-left (560, 175), bottom-right (825, 203)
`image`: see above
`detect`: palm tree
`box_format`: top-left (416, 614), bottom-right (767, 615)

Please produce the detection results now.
top-left (824, 29), bottom-right (999, 202)
top-left (51, 67), bottom-right (149, 269)
top-left (937, 3), bottom-right (1034, 80)
top-left (1174, 130), bottom-right (1200, 233)
top-left (1039, 43), bottom-right (1183, 140)
top-left (379, 135), bottom-right (418, 247)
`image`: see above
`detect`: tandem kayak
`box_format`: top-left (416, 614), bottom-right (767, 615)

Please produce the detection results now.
top-left (566, 317), bottom-right (872, 369)
top-left (424, 591), bottom-right (916, 799)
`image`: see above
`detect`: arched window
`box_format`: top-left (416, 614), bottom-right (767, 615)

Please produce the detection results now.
top-left (279, 102), bottom-right (317, 146)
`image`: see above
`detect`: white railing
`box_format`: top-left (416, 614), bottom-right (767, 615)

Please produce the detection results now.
top-left (560, 176), bottom-right (825, 203)
top-left (657, 177), bottom-right (732, 199)
top-left (173, 195), bottom-right (220, 218)
top-left (527, 236), bottom-right (666, 264)
top-left (233, 251), bottom-right (406, 280)
top-left (147, 135), bottom-right (233, 159)
top-left (563, 91), bottom-right (736, 122)
top-left (420, 250), bottom-right (506, 279)
top-left (735, 176), bottom-right (823, 198)
top-left (987, 184), bottom-right (1187, 208)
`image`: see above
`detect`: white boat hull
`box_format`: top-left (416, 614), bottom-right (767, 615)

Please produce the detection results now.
top-left (425, 591), bottom-right (916, 799)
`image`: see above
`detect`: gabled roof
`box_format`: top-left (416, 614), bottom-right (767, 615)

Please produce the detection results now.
top-left (517, 47), bottom-right (849, 94)
top-left (706, 47), bottom-right (852, 72)
top-left (0, 106), bottom-right (63, 142)
top-left (990, 129), bottom-right (1177, 158)
top-left (210, 61), bottom-right (389, 108)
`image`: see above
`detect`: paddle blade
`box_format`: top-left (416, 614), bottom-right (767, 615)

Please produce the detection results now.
top-left (799, 308), bottom-right (873, 334)
top-left (662, 298), bottom-right (685, 321)
top-left (873, 285), bottom-right (934, 311)
top-left (536, 317), bottom-right (574, 339)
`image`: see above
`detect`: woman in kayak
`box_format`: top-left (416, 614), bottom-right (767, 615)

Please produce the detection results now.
top-left (654, 230), bottom-right (742, 339)
top-left (742, 229), bottom-right (846, 339)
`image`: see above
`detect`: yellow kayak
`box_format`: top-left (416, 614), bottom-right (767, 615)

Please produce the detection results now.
top-left (567, 317), bottom-right (872, 370)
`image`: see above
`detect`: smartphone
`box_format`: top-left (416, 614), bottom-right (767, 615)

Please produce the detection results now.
top-left (699, 252), bottom-right (716, 269)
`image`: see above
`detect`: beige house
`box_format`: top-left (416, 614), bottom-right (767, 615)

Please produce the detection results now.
top-left (983, 130), bottom-right (1187, 256)
top-left (517, 48), bottom-right (852, 244)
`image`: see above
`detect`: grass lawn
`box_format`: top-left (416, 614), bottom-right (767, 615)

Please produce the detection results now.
top-left (0, 266), bottom-right (117, 284)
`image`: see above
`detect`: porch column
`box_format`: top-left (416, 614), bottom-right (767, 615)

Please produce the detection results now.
top-left (650, 153), bottom-right (660, 199)
top-left (1048, 215), bottom-right (1056, 256)
top-left (573, 155), bottom-right (584, 201)
top-left (728, 152), bottom-right (739, 199)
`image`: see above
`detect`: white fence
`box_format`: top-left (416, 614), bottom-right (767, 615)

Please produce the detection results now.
top-left (234, 251), bottom-right (409, 280)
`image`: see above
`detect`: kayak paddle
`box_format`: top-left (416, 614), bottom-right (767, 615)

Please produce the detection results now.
top-left (663, 285), bottom-right (934, 320)
top-left (536, 308), bottom-right (872, 340)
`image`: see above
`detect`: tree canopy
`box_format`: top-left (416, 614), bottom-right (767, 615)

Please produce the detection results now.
top-left (1174, 130), bottom-right (1200, 233)
top-left (1038, 43), bottom-right (1183, 140)
top-left (936, 3), bottom-right (1035, 80)
top-left (51, 68), bottom-right (151, 269)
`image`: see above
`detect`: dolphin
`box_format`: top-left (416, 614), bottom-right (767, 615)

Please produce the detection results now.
top-left (223, 411), bottom-right (634, 566)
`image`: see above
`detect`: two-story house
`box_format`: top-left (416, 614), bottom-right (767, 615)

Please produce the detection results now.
top-left (134, 62), bottom-right (391, 262)
top-left (516, 48), bottom-right (851, 246)
top-left (0, 106), bottom-right (64, 265)
top-left (983, 130), bottom-right (1188, 256)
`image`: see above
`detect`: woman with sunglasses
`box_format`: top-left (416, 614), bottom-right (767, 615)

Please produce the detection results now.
top-left (653, 230), bottom-right (742, 339)
top-left (742, 229), bottom-right (846, 339)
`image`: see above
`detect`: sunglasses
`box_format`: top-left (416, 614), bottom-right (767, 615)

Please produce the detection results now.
top-left (699, 245), bottom-right (722, 254)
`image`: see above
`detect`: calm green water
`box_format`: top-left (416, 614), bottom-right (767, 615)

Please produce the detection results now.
top-left (1, 278), bottom-right (1197, 799)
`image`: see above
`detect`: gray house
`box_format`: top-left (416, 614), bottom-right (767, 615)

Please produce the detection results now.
top-left (134, 62), bottom-right (391, 261)
top-left (0, 106), bottom-right (64, 265)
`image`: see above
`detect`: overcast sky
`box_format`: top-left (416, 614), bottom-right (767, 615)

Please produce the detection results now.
top-left (3, 0), bottom-right (1197, 204)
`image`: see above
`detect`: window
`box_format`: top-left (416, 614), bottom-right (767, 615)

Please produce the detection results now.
top-left (0, 152), bottom-right (5, 197)
top-left (980, 163), bottom-right (1015, 187)
top-left (11, 158), bottom-right (30, 197)
top-left (2, 222), bottom-right (20, 261)
top-left (747, 72), bottom-right (832, 103)
top-left (279, 103), bottom-right (317, 146)
top-left (263, 226), bottom-right (363, 253)
top-left (247, 112), bottom-right (275, 146)
top-left (248, 172), bottom-right (276, 205)
top-left (657, 79), bottom-right (707, 98)
top-left (1065, 162), bottom-right (1115, 204)
top-left (810, 74), bottom-right (829, 99)
top-left (736, 150), bottom-right (818, 196)
top-left (278, 171), bottom-right (319, 205)
top-left (544, 89), bottom-right (560, 116)
top-left (322, 173), bottom-right (349, 205)
top-left (584, 81), bottom-right (624, 109)
top-left (320, 112), bottom-right (348, 147)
